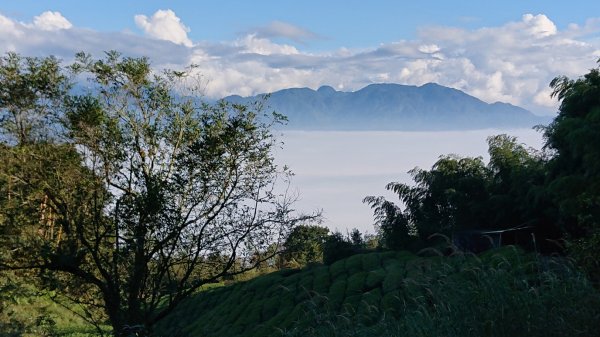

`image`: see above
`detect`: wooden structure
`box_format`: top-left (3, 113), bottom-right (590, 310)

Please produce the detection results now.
top-left (452, 226), bottom-right (535, 253)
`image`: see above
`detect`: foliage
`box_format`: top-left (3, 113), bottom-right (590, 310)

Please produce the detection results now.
top-left (155, 249), bottom-right (600, 337)
top-left (545, 59), bottom-right (600, 283)
top-left (281, 225), bottom-right (329, 267)
top-left (0, 52), bottom-right (70, 145)
top-left (363, 196), bottom-right (414, 250)
top-left (0, 272), bottom-right (106, 337)
top-left (0, 51), bottom-right (315, 337)
top-left (322, 230), bottom-right (368, 265)
top-left (566, 231), bottom-right (600, 286)
top-left (365, 135), bottom-right (550, 250)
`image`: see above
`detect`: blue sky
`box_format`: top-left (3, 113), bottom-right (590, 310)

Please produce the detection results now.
top-left (2, 1), bottom-right (599, 50)
top-left (1, 1), bottom-right (600, 114)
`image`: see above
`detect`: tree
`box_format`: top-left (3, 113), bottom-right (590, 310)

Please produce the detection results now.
top-left (349, 228), bottom-right (364, 247)
top-left (486, 134), bottom-right (557, 248)
top-left (363, 195), bottom-right (413, 250)
top-left (282, 225), bottom-right (329, 267)
top-left (382, 155), bottom-right (490, 239)
top-left (365, 135), bottom-right (550, 251)
top-left (0, 53), bottom-right (73, 265)
top-left (0, 52), bottom-right (314, 336)
top-left (322, 229), bottom-right (367, 264)
top-left (545, 62), bottom-right (600, 236)
top-left (322, 232), bottom-right (355, 264)
top-left (544, 59), bottom-right (600, 283)
top-left (0, 52), bottom-right (69, 145)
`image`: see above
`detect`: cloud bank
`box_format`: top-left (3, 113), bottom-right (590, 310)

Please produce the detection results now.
top-left (1, 10), bottom-right (599, 114)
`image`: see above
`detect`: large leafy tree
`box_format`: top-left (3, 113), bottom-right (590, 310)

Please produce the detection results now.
top-left (0, 52), bottom-right (313, 336)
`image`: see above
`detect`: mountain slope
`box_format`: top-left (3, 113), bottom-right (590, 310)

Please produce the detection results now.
top-left (224, 83), bottom-right (550, 130)
top-left (155, 248), bottom-right (599, 337)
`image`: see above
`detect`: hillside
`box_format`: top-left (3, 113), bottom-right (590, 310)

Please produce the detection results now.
top-left (0, 274), bottom-right (107, 336)
top-left (224, 83), bottom-right (551, 130)
top-left (155, 248), bottom-right (600, 337)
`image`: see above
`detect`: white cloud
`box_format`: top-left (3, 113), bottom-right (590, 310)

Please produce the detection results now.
top-left (248, 21), bottom-right (319, 43)
top-left (418, 44), bottom-right (440, 54)
top-left (134, 9), bottom-right (192, 47)
top-left (521, 13), bottom-right (557, 37)
top-left (0, 13), bottom-right (21, 37)
top-left (32, 11), bottom-right (72, 31)
top-left (234, 34), bottom-right (300, 55)
top-left (533, 87), bottom-right (558, 108)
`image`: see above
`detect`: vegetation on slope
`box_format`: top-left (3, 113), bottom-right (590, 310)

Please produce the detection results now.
top-left (0, 273), bottom-right (109, 336)
top-left (156, 247), bottom-right (600, 337)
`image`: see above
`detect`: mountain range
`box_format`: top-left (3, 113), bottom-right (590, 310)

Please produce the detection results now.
top-left (224, 83), bottom-right (551, 130)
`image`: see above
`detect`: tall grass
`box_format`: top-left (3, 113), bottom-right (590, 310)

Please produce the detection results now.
top-left (282, 248), bottom-right (600, 337)
top-left (156, 247), bottom-right (600, 337)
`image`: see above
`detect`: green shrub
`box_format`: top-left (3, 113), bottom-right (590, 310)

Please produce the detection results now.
top-left (364, 269), bottom-right (386, 290)
top-left (361, 252), bottom-right (381, 272)
top-left (567, 230), bottom-right (600, 287)
top-left (381, 267), bottom-right (405, 293)
top-left (311, 267), bottom-right (331, 294)
top-left (329, 259), bottom-right (346, 279)
top-left (345, 254), bottom-right (364, 274)
top-left (327, 279), bottom-right (347, 308)
top-left (346, 271), bottom-right (367, 295)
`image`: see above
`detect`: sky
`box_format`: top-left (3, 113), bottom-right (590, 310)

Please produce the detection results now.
top-left (0, 2), bottom-right (598, 231)
top-left (1, 1), bottom-right (600, 115)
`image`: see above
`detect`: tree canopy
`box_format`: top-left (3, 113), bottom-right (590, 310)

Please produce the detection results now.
top-left (281, 224), bottom-right (329, 267)
top-left (365, 135), bottom-right (552, 250)
top-left (0, 52), bottom-right (314, 337)
top-left (543, 60), bottom-right (600, 283)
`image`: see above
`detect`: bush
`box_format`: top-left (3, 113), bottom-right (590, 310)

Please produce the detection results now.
top-left (568, 230), bottom-right (600, 287)
top-left (322, 230), bottom-right (369, 265)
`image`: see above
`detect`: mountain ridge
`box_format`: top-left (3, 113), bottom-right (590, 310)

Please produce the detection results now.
top-left (224, 83), bottom-right (550, 130)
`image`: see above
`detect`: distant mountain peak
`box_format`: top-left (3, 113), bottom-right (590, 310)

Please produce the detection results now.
top-left (317, 85), bottom-right (336, 94)
top-left (420, 82), bottom-right (441, 88)
top-left (224, 83), bottom-right (550, 130)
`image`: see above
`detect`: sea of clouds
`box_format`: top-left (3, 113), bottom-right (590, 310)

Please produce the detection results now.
top-left (275, 129), bottom-right (545, 233)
